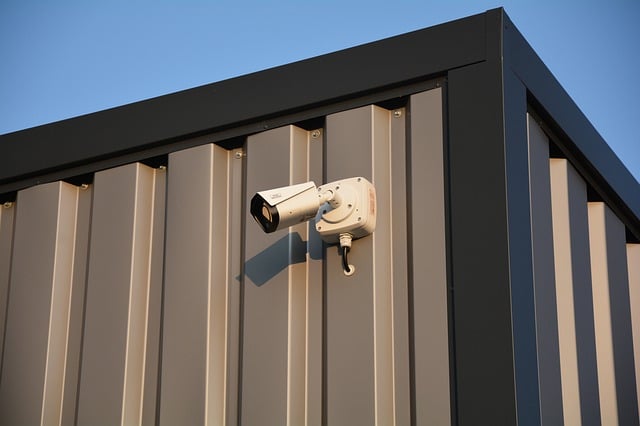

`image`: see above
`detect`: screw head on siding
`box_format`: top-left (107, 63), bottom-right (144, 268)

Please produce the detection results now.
top-left (311, 129), bottom-right (322, 139)
top-left (3, 202), bottom-right (13, 208)
top-left (393, 110), bottom-right (402, 118)
top-left (234, 150), bottom-right (245, 159)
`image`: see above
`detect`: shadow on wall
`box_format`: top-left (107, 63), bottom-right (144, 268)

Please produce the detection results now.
top-left (242, 231), bottom-right (323, 287)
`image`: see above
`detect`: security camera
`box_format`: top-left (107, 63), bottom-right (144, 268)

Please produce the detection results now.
top-left (250, 177), bottom-right (376, 276)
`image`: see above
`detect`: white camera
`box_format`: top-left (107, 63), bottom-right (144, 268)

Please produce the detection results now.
top-left (250, 177), bottom-right (376, 243)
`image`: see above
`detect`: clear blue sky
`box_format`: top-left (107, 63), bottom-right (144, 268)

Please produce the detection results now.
top-left (1, 1), bottom-right (638, 182)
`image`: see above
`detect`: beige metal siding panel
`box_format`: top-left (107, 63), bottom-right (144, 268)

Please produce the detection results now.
top-left (159, 144), bottom-right (233, 425)
top-left (526, 115), bottom-right (564, 424)
top-left (76, 163), bottom-right (157, 425)
top-left (588, 202), bottom-right (639, 425)
top-left (325, 105), bottom-right (399, 425)
top-left (325, 106), bottom-right (375, 426)
top-left (0, 182), bottom-right (79, 425)
top-left (242, 125), bottom-right (321, 426)
top-left (61, 184), bottom-right (92, 426)
top-left (628, 243), bottom-right (640, 420)
top-left (0, 202), bottom-right (15, 378)
top-left (408, 89), bottom-right (451, 425)
top-left (549, 158), bottom-right (600, 425)
top-left (242, 127), bottom-right (291, 426)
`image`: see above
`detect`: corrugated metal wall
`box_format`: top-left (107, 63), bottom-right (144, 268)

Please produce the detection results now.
top-left (0, 86), bottom-right (638, 425)
top-left (528, 116), bottom-right (640, 425)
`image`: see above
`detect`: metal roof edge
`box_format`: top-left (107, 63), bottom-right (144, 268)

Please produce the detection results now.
top-left (501, 10), bottom-right (640, 235)
top-left (0, 10), bottom-right (490, 193)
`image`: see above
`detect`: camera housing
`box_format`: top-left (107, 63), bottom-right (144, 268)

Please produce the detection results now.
top-left (250, 177), bottom-right (376, 243)
top-left (251, 181), bottom-right (320, 233)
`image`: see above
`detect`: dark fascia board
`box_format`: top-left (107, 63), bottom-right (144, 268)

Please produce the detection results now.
top-left (501, 12), bottom-right (640, 236)
top-left (0, 10), bottom-right (487, 194)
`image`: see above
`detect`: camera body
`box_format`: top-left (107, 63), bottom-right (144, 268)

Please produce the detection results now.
top-left (250, 177), bottom-right (376, 243)
top-left (251, 181), bottom-right (320, 233)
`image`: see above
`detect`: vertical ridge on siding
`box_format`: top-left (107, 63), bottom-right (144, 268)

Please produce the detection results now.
top-left (225, 148), bottom-right (244, 426)
top-left (287, 126), bottom-right (311, 426)
top-left (549, 158), bottom-right (601, 426)
top-left (389, 105), bottom-right (411, 426)
top-left (306, 127), bottom-right (324, 426)
top-left (0, 181), bottom-right (79, 425)
top-left (142, 167), bottom-right (166, 426)
top-left (0, 202), bottom-right (16, 381)
top-left (61, 184), bottom-right (92, 426)
top-left (371, 105), bottom-right (394, 426)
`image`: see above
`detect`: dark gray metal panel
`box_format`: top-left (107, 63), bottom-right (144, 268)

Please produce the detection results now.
top-left (549, 158), bottom-right (600, 425)
top-left (502, 68), bottom-right (541, 426)
top-left (142, 167), bottom-right (166, 426)
top-left (587, 203), bottom-right (639, 425)
top-left (408, 88), bottom-right (451, 425)
top-left (0, 181), bottom-right (79, 425)
top-left (159, 144), bottom-right (231, 425)
top-left (389, 106), bottom-right (411, 426)
top-left (77, 163), bottom-right (156, 425)
top-left (0, 11), bottom-right (487, 194)
top-left (526, 115), bottom-right (564, 424)
top-left (61, 185), bottom-right (92, 426)
top-left (447, 60), bottom-right (518, 425)
top-left (325, 105), bottom-right (397, 425)
top-left (0, 202), bottom-right (15, 379)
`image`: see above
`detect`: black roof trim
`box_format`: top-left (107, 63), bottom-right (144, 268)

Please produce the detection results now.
top-left (0, 11), bottom-right (486, 192)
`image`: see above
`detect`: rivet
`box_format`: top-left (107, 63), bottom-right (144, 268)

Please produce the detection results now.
top-left (393, 110), bottom-right (402, 118)
top-left (3, 202), bottom-right (13, 208)
top-left (80, 184), bottom-right (89, 190)
top-left (234, 151), bottom-right (245, 159)
top-left (311, 129), bottom-right (321, 138)
top-left (158, 165), bottom-right (167, 170)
